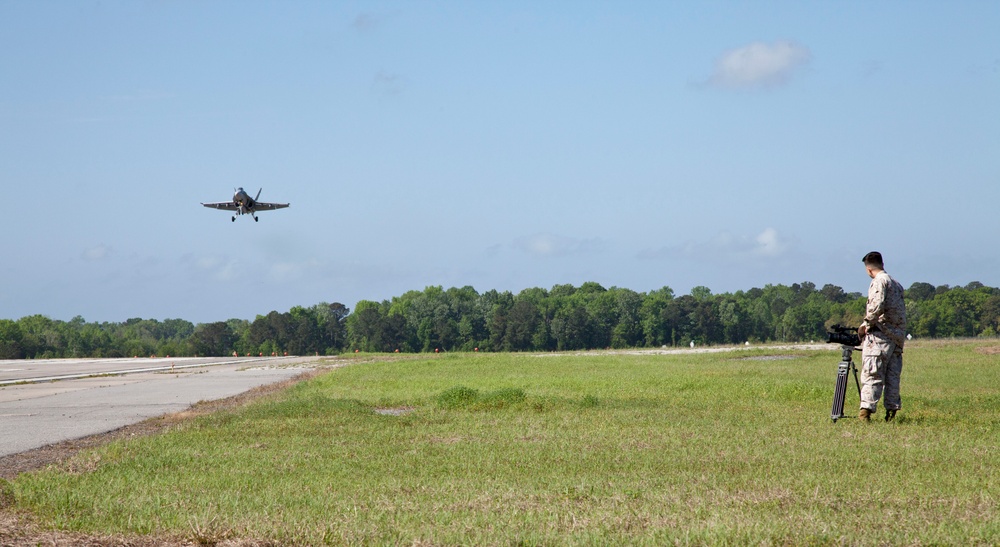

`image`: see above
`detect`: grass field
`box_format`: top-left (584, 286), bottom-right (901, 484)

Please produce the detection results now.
top-left (7, 341), bottom-right (1000, 545)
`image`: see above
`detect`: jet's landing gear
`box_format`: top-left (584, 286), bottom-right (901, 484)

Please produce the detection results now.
top-left (231, 216), bottom-right (236, 222)
top-left (253, 216), bottom-right (259, 222)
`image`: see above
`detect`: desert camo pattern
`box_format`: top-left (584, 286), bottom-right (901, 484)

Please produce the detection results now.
top-left (863, 271), bottom-right (907, 349)
top-left (860, 270), bottom-right (906, 412)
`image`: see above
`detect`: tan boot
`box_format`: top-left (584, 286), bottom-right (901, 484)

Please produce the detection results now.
top-left (858, 408), bottom-right (872, 422)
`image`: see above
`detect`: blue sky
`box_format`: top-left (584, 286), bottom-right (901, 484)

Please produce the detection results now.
top-left (2, 1), bottom-right (998, 323)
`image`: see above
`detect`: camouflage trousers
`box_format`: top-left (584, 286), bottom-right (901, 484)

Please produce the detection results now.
top-left (860, 333), bottom-right (903, 412)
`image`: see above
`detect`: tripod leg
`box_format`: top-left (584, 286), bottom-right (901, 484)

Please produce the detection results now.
top-left (831, 361), bottom-right (850, 421)
top-left (832, 346), bottom-right (861, 423)
top-left (852, 360), bottom-right (861, 399)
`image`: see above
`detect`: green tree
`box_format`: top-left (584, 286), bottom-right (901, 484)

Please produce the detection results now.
top-left (718, 295), bottom-right (748, 343)
top-left (504, 300), bottom-right (541, 351)
top-left (346, 300), bottom-right (410, 352)
top-left (639, 286), bottom-right (674, 347)
top-left (346, 300), bottom-right (381, 352)
top-left (820, 284), bottom-right (849, 304)
top-left (0, 319), bottom-right (24, 359)
top-left (551, 302), bottom-right (594, 351)
top-left (609, 288), bottom-right (643, 348)
top-left (286, 306), bottom-right (322, 355)
top-left (660, 295), bottom-right (690, 346)
top-left (190, 322), bottom-right (237, 356)
top-left (248, 311), bottom-right (291, 355)
top-left (15, 314), bottom-right (60, 358)
top-left (690, 286), bottom-right (713, 301)
top-left (485, 291), bottom-right (515, 351)
top-left (312, 302), bottom-right (349, 354)
top-left (980, 295), bottom-right (1000, 336)
top-left (585, 289), bottom-right (615, 349)
top-left (228, 319), bottom-right (252, 355)
top-left (906, 282), bottom-right (935, 302)
top-left (689, 298), bottom-right (721, 345)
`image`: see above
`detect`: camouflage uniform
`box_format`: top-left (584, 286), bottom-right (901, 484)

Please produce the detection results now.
top-left (860, 271), bottom-right (906, 412)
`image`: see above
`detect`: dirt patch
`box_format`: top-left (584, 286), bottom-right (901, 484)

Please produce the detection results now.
top-left (0, 510), bottom-right (188, 547)
top-left (603, 343), bottom-right (832, 356)
top-left (736, 355), bottom-right (800, 361)
top-left (0, 369), bottom-right (327, 546)
top-left (0, 510), bottom-right (274, 547)
top-left (974, 346), bottom-right (1000, 355)
top-left (374, 406), bottom-right (416, 416)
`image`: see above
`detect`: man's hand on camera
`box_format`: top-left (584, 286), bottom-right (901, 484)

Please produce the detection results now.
top-left (858, 324), bottom-right (867, 337)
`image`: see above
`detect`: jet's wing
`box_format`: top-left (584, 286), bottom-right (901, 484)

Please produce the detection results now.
top-left (254, 202), bottom-right (290, 211)
top-left (202, 202), bottom-right (239, 211)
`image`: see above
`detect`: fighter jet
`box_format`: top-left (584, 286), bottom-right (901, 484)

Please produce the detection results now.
top-left (202, 187), bottom-right (289, 222)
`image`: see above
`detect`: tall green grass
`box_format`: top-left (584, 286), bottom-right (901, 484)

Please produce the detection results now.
top-left (11, 342), bottom-right (1000, 545)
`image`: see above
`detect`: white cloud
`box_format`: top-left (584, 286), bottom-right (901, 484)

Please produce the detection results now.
top-left (269, 259), bottom-right (320, 282)
top-left (752, 227), bottom-right (788, 258)
top-left (511, 233), bottom-right (605, 258)
top-left (639, 228), bottom-right (794, 263)
top-left (81, 244), bottom-right (112, 262)
top-left (194, 255), bottom-right (241, 282)
top-left (708, 41), bottom-right (811, 89)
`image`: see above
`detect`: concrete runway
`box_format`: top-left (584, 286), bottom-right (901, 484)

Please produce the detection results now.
top-left (0, 356), bottom-right (325, 457)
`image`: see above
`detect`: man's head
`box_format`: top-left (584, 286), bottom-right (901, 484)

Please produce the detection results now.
top-left (862, 251), bottom-right (884, 278)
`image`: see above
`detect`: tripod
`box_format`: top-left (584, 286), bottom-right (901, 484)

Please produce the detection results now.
top-left (831, 344), bottom-right (861, 422)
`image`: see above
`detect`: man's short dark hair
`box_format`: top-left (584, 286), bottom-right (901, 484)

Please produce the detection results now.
top-left (862, 251), bottom-right (884, 269)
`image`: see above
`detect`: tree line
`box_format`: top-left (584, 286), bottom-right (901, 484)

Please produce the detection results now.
top-left (2, 281), bottom-right (999, 359)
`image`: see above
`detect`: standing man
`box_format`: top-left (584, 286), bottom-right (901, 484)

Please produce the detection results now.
top-left (857, 251), bottom-right (907, 422)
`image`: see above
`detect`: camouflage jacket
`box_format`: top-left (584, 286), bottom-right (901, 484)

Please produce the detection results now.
top-left (863, 271), bottom-right (907, 349)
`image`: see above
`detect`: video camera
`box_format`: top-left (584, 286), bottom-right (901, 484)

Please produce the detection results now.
top-left (827, 324), bottom-right (862, 422)
top-left (826, 324), bottom-right (860, 347)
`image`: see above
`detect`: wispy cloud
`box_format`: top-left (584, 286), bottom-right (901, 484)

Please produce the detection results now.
top-left (639, 228), bottom-right (795, 263)
top-left (81, 244), bottom-right (112, 262)
top-left (371, 71), bottom-right (406, 97)
top-left (707, 41), bottom-right (811, 89)
top-left (511, 233), bottom-right (605, 258)
top-left (193, 255), bottom-right (241, 282)
top-left (352, 13), bottom-right (385, 32)
top-left (269, 259), bottom-right (320, 283)
top-left (861, 60), bottom-right (884, 79)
